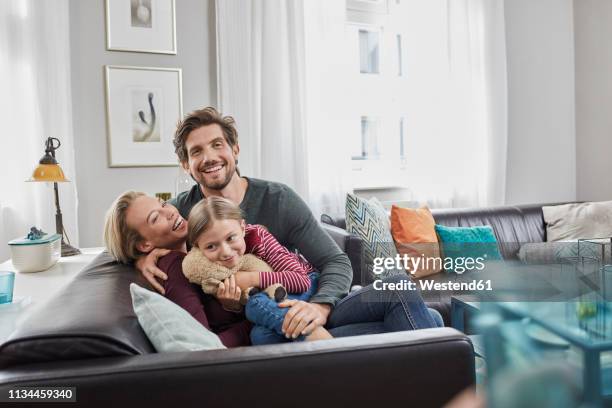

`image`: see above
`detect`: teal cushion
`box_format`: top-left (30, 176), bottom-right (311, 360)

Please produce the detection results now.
top-left (434, 225), bottom-right (502, 273)
top-left (345, 194), bottom-right (403, 280)
top-left (130, 283), bottom-right (226, 352)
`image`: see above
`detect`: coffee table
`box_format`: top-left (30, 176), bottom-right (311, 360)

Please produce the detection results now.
top-left (451, 293), bottom-right (612, 406)
top-left (451, 296), bottom-right (485, 359)
top-left (497, 300), bottom-right (611, 406)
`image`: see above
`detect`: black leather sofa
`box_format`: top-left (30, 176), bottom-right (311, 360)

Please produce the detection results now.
top-left (0, 249), bottom-right (474, 407)
top-left (320, 202), bottom-right (568, 325)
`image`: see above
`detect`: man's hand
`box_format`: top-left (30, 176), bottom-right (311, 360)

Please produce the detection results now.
top-left (278, 301), bottom-right (331, 339)
top-left (135, 248), bottom-right (171, 294)
top-left (216, 275), bottom-right (242, 312)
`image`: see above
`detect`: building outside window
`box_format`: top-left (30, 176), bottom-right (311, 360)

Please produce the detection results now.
top-left (345, 0), bottom-right (447, 188)
top-left (359, 29), bottom-right (380, 74)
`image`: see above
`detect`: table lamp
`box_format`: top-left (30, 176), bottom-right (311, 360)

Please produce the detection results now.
top-left (27, 137), bottom-right (81, 257)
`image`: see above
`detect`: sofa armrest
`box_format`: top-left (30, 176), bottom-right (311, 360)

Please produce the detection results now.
top-left (321, 223), bottom-right (365, 286)
top-left (0, 328), bottom-right (474, 408)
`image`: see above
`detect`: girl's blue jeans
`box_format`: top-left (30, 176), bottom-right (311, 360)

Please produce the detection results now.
top-left (246, 273), bottom-right (444, 345)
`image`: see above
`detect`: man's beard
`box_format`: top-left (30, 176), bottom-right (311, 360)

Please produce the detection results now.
top-left (197, 162), bottom-right (235, 191)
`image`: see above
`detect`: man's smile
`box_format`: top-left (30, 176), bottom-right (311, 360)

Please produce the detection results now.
top-left (201, 163), bottom-right (225, 174)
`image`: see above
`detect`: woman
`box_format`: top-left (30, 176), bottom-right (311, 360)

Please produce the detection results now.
top-left (104, 191), bottom-right (443, 347)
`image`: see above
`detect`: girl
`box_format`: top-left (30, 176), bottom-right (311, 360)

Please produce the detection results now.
top-left (185, 196), bottom-right (333, 344)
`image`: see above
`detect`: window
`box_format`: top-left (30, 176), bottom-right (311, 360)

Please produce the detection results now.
top-left (396, 34), bottom-right (403, 76)
top-left (359, 29), bottom-right (380, 74)
top-left (353, 116), bottom-right (381, 160)
top-left (345, 0), bottom-right (448, 188)
top-left (346, 1), bottom-right (410, 188)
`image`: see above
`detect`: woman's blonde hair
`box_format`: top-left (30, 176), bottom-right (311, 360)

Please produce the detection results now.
top-left (103, 191), bottom-right (146, 264)
top-left (188, 196), bottom-right (243, 247)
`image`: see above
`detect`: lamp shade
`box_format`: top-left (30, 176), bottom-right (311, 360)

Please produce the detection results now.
top-left (28, 163), bottom-right (69, 182)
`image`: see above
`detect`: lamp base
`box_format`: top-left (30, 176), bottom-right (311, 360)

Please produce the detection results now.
top-left (61, 241), bottom-right (81, 257)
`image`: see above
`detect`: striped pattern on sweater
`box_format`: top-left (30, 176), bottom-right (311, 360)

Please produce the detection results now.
top-left (245, 224), bottom-right (314, 293)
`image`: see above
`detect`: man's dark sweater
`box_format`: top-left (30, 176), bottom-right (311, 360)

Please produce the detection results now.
top-left (170, 177), bottom-right (352, 306)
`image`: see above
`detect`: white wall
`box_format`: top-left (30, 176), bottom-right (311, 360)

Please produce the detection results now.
top-left (574, 0), bottom-right (612, 201)
top-left (69, 0), bottom-right (216, 247)
top-left (504, 0), bottom-right (576, 205)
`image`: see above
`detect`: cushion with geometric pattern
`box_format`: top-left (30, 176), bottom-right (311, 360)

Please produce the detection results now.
top-left (345, 194), bottom-right (404, 282)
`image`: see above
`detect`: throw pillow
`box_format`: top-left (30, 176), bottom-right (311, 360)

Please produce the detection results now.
top-left (390, 205), bottom-right (442, 278)
top-left (542, 201), bottom-right (612, 242)
top-left (434, 225), bottom-right (503, 274)
top-left (345, 194), bottom-right (404, 281)
top-left (517, 242), bottom-right (568, 264)
top-left (130, 283), bottom-right (226, 352)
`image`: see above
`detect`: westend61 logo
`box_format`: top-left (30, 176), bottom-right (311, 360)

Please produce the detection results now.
top-left (372, 254), bottom-right (487, 275)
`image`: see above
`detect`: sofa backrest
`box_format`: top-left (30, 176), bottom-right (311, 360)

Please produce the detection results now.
top-left (431, 204), bottom-right (545, 259)
top-left (322, 202), bottom-right (574, 260)
top-left (0, 252), bottom-right (155, 368)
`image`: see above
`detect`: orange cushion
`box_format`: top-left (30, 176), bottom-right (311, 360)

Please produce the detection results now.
top-left (390, 205), bottom-right (442, 278)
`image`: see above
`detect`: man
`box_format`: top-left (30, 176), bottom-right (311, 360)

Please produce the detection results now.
top-left (138, 107), bottom-right (353, 338)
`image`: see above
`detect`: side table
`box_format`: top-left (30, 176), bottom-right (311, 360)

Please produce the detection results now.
top-left (0, 247), bottom-right (104, 344)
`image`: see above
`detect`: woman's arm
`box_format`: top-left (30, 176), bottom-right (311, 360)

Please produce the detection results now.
top-left (159, 252), bottom-right (214, 329)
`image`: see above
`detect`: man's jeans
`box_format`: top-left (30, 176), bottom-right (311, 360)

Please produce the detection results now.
top-left (246, 273), bottom-right (443, 345)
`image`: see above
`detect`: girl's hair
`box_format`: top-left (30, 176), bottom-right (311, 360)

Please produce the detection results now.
top-left (103, 191), bottom-right (146, 264)
top-left (188, 196), bottom-right (243, 247)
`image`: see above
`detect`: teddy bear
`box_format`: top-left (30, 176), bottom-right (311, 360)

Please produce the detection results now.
top-left (182, 248), bottom-right (288, 305)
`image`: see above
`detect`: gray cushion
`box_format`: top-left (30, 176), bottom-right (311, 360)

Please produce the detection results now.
top-left (517, 242), bottom-right (568, 264)
top-left (543, 201), bottom-right (612, 242)
top-left (130, 284), bottom-right (225, 352)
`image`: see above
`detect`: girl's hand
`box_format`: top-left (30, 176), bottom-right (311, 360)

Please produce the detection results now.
top-left (234, 271), bottom-right (260, 291)
top-left (216, 275), bottom-right (242, 312)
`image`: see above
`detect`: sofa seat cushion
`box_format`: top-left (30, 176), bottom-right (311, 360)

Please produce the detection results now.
top-left (517, 242), bottom-right (568, 264)
top-left (0, 252), bottom-right (155, 368)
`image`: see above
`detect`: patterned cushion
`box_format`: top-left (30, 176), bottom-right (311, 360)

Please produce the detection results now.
top-left (345, 194), bottom-right (403, 282)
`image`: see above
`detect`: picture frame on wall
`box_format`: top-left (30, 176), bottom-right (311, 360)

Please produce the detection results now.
top-left (104, 65), bottom-right (183, 167)
top-left (105, 0), bottom-right (177, 54)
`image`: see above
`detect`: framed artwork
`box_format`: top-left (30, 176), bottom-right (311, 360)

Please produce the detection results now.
top-left (104, 65), bottom-right (183, 167)
top-left (105, 0), bottom-right (177, 54)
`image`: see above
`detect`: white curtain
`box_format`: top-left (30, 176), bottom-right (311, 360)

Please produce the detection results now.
top-left (446, 0), bottom-right (507, 207)
top-left (216, 0), bottom-right (352, 218)
top-left (0, 0), bottom-right (78, 262)
top-left (408, 0), bottom-right (508, 208)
